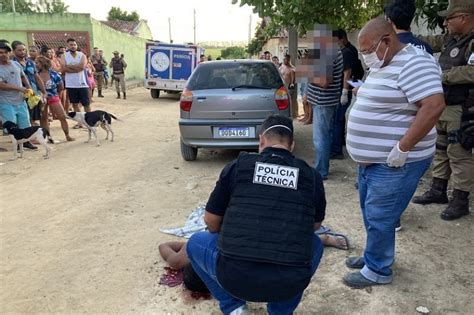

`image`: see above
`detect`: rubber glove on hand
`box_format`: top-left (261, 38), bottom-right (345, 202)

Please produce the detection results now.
top-left (340, 89), bottom-right (349, 105)
top-left (387, 142), bottom-right (409, 167)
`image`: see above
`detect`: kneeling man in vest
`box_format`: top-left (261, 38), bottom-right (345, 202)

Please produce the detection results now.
top-left (187, 115), bottom-right (326, 315)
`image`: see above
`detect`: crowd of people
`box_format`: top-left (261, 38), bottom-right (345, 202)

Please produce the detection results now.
top-left (0, 37), bottom-right (127, 150)
top-left (158, 0), bottom-right (472, 314)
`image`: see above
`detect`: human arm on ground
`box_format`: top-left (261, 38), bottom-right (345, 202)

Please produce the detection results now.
top-left (158, 241), bottom-right (189, 270)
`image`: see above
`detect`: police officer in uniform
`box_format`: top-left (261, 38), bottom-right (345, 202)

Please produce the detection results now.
top-left (186, 115), bottom-right (326, 315)
top-left (413, 0), bottom-right (474, 220)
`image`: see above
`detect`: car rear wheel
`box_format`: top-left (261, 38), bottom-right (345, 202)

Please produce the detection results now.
top-left (180, 139), bottom-right (198, 161)
top-left (150, 89), bottom-right (160, 99)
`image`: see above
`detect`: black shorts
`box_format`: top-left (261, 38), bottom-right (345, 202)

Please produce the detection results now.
top-left (67, 88), bottom-right (90, 106)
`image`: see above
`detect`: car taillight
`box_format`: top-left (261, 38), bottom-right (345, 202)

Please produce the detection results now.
top-left (275, 86), bottom-right (289, 110)
top-left (180, 88), bottom-right (193, 111)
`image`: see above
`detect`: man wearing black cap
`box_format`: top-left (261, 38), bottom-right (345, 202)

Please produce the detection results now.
top-left (186, 114), bottom-right (326, 315)
top-left (412, 0), bottom-right (474, 221)
top-left (110, 51), bottom-right (127, 100)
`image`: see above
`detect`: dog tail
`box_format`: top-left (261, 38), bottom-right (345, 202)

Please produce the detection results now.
top-left (43, 128), bottom-right (55, 144)
top-left (109, 113), bottom-right (122, 122)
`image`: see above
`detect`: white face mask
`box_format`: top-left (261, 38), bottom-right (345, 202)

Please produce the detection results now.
top-left (361, 40), bottom-right (388, 70)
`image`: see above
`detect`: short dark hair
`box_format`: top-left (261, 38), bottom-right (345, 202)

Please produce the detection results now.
top-left (335, 29), bottom-right (347, 40)
top-left (260, 114), bottom-right (294, 146)
top-left (11, 41), bottom-right (25, 50)
top-left (0, 39), bottom-right (12, 52)
top-left (66, 38), bottom-right (76, 43)
top-left (264, 51), bottom-right (271, 55)
top-left (93, 47), bottom-right (98, 50)
top-left (40, 45), bottom-right (51, 55)
top-left (58, 46), bottom-right (65, 50)
top-left (384, 0), bottom-right (416, 31)
top-left (183, 264), bottom-right (209, 293)
top-left (284, 54), bottom-right (291, 59)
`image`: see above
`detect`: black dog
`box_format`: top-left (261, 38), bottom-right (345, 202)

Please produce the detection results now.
top-left (3, 121), bottom-right (54, 160)
top-left (67, 110), bottom-right (119, 146)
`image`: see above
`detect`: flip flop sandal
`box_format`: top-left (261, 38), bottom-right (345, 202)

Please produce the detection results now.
top-left (321, 232), bottom-right (351, 250)
top-left (314, 225), bottom-right (332, 235)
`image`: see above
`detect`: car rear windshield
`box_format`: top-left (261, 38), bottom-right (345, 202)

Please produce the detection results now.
top-left (187, 62), bottom-right (283, 90)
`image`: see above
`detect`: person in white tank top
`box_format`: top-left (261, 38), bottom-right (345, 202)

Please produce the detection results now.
top-left (60, 38), bottom-right (90, 115)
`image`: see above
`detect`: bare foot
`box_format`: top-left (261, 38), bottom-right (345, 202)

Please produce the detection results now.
top-left (66, 136), bottom-right (75, 141)
top-left (319, 234), bottom-right (349, 250)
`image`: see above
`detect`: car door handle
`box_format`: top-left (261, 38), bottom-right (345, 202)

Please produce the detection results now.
top-left (197, 97), bottom-right (207, 100)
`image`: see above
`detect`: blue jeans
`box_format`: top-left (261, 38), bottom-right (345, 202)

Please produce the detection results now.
top-left (357, 158), bottom-right (432, 283)
top-left (187, 232), bottom-right (323, 315)
top-left (312, 105), bottom-right (336, 179)
top-left (331, 93), bottom-right (352, 155)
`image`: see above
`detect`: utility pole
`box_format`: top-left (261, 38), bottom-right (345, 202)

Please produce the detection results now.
top-left (193, 9), bottom-right (196, 44)
top-left (168, 17), bottom-right (172, 43)
top-left (248, 15), bottom-right (252, 44)
top-left (12, 0), bottom-right (16, 13)
top-left (288, 26), bottom-right (298, 118)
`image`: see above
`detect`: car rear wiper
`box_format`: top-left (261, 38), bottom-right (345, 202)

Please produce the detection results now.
top-left (231, 85), bottom-right (272, 91)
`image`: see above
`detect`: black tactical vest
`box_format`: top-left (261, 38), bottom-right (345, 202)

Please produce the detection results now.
top-left (439, 32), bottom-right (474, 106)
top-left (218, 151), bottom-right (316, 267)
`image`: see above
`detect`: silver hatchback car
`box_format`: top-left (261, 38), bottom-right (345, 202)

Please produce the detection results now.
top-left (179, 60), bottom-right (291, 161)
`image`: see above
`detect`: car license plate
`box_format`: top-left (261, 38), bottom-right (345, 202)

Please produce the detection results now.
top-left (217, 127), bottom-right (250, 138)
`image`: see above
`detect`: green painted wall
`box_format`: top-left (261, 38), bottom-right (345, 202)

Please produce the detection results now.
top-left (0, 31), bottom-right (28, 45)
top-left (0, 12), bottom-right (92, 35)
top-left (0, 13), bottom-right (149, 80)
top-left (90, 20), bottom-right (147, 80)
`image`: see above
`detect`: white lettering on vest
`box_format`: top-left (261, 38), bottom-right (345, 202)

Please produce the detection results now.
top-left (253, 162), bottom-right (299, 190)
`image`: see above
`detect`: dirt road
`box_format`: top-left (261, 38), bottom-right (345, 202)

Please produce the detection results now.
top-left (1, 87), bottom-right (472, 314)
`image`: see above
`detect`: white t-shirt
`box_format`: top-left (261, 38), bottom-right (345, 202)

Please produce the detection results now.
top-left (64, 51), bottom-right (88, 88)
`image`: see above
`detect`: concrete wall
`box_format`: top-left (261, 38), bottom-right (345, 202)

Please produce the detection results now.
top-left (0, 13), bottom-right (93, 41)
top-left (0, 13), bottom-right (148, 80)
top-left (90, 20), bottom-right (147, 80)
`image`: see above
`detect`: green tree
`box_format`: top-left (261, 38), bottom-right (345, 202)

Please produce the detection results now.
top-left (239, 0), bottom-right (449, 55)
top-left (1, 0), bottom-right (35, 13)
top-left (107, 6), bottom-right (140, 22)
top-left (35, 0), bottom-right (69, 13)
top-left (221, 46), bottom-right (247, 59)
top-left (235, 0), bottom-right (449, 37)
top-left (1, 0), bottom-right (68, 13)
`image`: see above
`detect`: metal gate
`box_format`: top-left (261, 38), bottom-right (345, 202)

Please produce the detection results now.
top-left (29, 31), bottom-right (90, 55)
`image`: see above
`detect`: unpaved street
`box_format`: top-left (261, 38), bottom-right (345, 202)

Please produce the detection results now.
top-left (1, 87), bottom-right (473, 314)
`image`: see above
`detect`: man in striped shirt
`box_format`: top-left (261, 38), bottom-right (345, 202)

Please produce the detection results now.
top-left (304, 28), bottom-right (344, 180)
top-left (343, 17), bottom-right (446, 288)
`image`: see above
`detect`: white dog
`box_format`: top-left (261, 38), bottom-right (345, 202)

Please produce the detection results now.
top-left (3, 121), bottom-right (53, 160)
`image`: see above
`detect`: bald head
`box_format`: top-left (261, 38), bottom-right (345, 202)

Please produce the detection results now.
top-left (358, 16), bottom-right (405, 68)
top-left (359, 16), bottom-right (396, 43)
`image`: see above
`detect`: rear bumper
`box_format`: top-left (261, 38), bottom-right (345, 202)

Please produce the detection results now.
top-left (145, 78), bottom-right (186, 91)
top-left (179, 119), bottom-right (264, 148)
